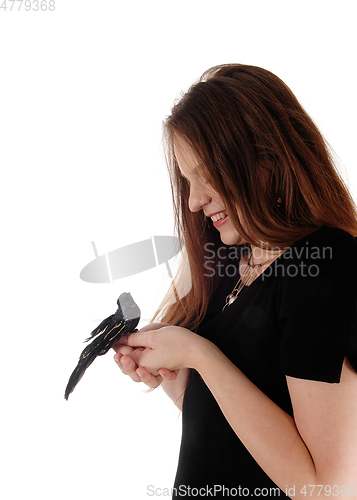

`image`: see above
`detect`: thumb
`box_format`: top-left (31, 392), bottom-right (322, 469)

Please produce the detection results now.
top-left (119, 331), bottom-right (152, 348)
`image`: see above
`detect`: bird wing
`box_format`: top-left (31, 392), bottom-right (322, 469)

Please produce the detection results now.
top-left (64, 320), bottom-right (128, 400)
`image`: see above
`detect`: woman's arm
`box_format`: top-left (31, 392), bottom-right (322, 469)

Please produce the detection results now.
top-left (160, 368), bottom-right (190, 408)
top-left (122, 327), bottom-right (357, 499)
top-left (114, 346), bottom-right (190, 408)
top-left (193, 339), bottom-right (357, 499)
top-left (286, 358), bottom-right (357, 488)
top-left (113, 323), bottom-right (190, 409)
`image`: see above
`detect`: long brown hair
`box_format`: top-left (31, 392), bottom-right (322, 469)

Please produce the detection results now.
top-left (153, 64), bottom-right (357, 330)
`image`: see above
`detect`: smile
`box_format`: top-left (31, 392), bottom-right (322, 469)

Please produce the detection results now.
top-left (210, 211), bottom-right (227, 222)
top-left (209, 211), bottom-right (229, 228)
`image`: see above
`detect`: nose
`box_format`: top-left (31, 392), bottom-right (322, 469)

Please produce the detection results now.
top-left (188, 184), bottom-right (212, 213)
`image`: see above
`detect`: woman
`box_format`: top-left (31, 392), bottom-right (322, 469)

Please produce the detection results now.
top-left (113, 64), bottom-right (357, 498)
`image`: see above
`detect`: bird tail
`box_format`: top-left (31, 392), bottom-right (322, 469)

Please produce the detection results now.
top-left (64, 362), bottom-right (89, 400)
top-left (64, 335), bottom-right (104, 400)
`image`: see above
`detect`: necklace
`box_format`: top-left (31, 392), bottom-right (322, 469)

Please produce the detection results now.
top-left (222, 249), bottom-right (284, 311)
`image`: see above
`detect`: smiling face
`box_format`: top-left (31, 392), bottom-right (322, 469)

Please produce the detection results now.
top-left (174, 136), bottom-right (247, 246)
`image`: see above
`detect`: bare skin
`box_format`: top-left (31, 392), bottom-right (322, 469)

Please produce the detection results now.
top-left (112, 138), bottom-right (357, 498)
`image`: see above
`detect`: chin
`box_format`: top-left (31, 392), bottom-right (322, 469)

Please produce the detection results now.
top-left (219, 230), bottom-right (245, 246)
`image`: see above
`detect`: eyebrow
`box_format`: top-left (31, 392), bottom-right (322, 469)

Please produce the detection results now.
top-left (190, 165), bottom-right (204, 177)
top-left (180, 166), bottom-right (200, 179)
top-left (179, 163), bottom-right (207, 184)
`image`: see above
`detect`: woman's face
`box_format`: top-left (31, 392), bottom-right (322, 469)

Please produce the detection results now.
top-left (174, 137), bottom-right (247, 246)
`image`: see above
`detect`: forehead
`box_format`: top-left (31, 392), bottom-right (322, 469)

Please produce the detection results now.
top-left (173, 136), bottom-right (202, 177)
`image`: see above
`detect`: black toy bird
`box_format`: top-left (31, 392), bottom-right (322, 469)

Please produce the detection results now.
top-left (64, 292), bottom-right (140, 400)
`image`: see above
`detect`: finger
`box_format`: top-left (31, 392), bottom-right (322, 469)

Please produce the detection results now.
top-left (114, 354), bottom-right (141, 382)
top-left (113, 347), bottom-right (143, 366)
top-left (137, 322), bottom-right (170, 333)
top-left (113, 353), bottom-right (126, 373)
top-left (158, 368), bottom-right (178, 381)
top-left (135, 367), bottom-right (163, 389)
top-left (113, 353), bottom-right (130, 377)
top-left (120, 330), bottom-right (155, 348)
top-left (131, 348), bottom-right (145, 365)
top-left (112, 342), bottom-right (135, 354)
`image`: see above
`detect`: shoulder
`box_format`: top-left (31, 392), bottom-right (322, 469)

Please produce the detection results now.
top-left (294, 225), bottom-right (356, 257)
top-left (284, 225), bottom-right (357, 258)
top-left (278, 225), bottom-right (357, 288)
top-left (277, 225), bottom-right (357, 383)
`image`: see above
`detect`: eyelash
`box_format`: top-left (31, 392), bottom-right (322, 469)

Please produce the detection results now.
top-left (182, 176), bottom-right (191, 185)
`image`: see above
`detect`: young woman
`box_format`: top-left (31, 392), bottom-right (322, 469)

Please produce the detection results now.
top-left (113, 64), bottom-right (357, 498)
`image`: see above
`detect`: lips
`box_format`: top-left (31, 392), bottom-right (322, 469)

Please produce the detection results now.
top-left (210, 211), bottom-right (227, 222)
top-left (207, 210), bottom-right (227, 221)
top-left (207, 211), bottom-right (229, 228)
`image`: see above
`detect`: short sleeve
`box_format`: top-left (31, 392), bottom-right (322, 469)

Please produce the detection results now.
top-left (278, 227), bottom-right (357, 383)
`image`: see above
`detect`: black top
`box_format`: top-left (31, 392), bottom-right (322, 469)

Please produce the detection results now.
top-left (173, 226), bottom-right (357, 498)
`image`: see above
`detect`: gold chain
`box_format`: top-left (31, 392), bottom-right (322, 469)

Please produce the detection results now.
top-left (222, 249), bottom-right (284, 311)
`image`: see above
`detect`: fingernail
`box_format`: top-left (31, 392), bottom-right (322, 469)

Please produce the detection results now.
top-left (121, 358), bottom-right (130, 367)
top-left (120, 335), bottom-right (128, 344)
top-left (114, 354), bottom-right (122, 364)
top-left (137, 370), bottom-right (144, 378)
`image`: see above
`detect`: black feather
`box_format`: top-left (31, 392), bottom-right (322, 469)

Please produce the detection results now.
top-left (64, 292), bottom-right (140, 400)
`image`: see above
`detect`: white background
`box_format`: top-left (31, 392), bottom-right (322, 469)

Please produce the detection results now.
top-left (1, 1), bottom-right (356, 499)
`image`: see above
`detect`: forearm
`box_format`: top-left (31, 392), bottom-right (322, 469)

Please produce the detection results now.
top-left (192, 340), bottom-right (318, 498)
top-left (160, 367), bottom-right (190, 409)
top-left (122, 322), bottom-right (356, 497)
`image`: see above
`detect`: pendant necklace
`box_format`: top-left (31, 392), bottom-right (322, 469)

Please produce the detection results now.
top-left (222, 253), bottom-right (262, 311)
top-left (222, 249), bottom-right (284, 311)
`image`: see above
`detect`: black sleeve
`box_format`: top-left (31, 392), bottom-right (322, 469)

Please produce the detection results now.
top-left (278, 227), bottom-right (357, 383)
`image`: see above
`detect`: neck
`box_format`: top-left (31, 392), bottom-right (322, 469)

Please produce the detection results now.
top-left (249, 244), bottom-right (285, 267)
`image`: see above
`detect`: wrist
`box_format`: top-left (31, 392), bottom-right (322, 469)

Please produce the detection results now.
top-left (186, 334), bottom-right (222, 372)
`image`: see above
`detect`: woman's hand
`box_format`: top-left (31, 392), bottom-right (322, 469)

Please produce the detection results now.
top-left (112, 323), bottom-right (179, 389)
top-left (118, 324), bottom-right (206, 375)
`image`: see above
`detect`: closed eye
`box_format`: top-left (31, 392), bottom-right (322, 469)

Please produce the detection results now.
top-left (180, 174), bottom-right (191, 185)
